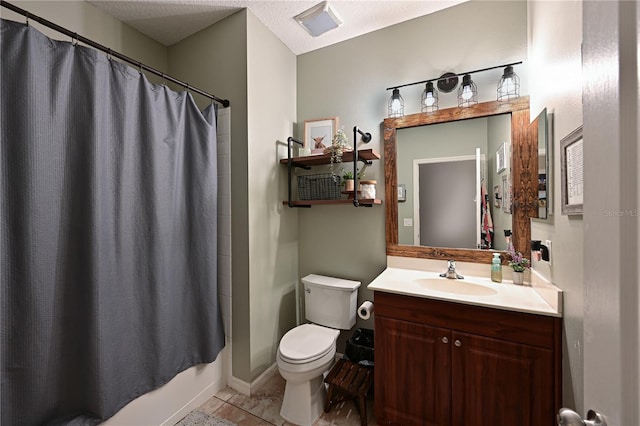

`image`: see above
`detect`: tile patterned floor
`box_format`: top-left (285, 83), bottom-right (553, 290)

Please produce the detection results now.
top-left (176, 365), bottom-right (376, 426)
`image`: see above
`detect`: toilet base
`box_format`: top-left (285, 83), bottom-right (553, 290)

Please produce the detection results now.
top-left (280, 375), bottom-right (326, 426)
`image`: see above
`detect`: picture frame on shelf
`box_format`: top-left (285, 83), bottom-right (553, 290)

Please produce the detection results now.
top-left (560, 125), bottom-right (584, 215)
top-left (304, 117), bottom-right (338, 155)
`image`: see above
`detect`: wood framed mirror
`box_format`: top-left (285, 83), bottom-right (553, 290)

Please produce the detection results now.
top-left (384, 96), bottom-right (536, 263)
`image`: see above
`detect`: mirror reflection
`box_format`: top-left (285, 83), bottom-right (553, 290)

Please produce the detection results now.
top-left (397, 115), bottom-right (512, 250)
top-left (535, 108), bottom-right (550, 219)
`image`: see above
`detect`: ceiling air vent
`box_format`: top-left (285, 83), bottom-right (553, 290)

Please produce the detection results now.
top-left (294, 2), bottom-right (342, 37)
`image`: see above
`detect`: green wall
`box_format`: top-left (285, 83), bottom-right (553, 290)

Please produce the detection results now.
top-left (296, 0), bottom-right (528, 348)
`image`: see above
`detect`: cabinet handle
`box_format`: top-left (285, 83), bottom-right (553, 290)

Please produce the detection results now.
top-left (441, 337), bottom-right (448, 344)
top-left (454, 339), bottom-right (462, 347)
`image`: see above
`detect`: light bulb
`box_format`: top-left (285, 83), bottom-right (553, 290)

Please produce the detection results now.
top-left (391, 98), bottom-right (402, 112)
top-left (424, 93), bottom-right (435, 107)
top-left (503, 76), bottom-right (515, 91)
top-left (461, 85), bottom-right (473, 100)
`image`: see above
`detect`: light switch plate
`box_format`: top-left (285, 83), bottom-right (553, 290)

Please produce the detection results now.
top-left (403, 218), bottom-right (413, 227)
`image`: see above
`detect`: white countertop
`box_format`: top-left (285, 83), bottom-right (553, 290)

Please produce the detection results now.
top-left (368, 266), bottom-right (563, 317)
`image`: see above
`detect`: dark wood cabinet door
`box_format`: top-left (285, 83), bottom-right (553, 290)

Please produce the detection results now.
top-left (375, 315), bottom-right (451, 425)
top-left (450, 331), bottom-right (555, 426)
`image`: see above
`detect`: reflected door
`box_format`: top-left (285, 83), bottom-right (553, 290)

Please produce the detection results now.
top-left (416, 156), bottom-right (478, 249)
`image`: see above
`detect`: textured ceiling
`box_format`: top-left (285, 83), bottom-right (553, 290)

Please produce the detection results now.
top-left (89, 0), bottom-right (467, 55)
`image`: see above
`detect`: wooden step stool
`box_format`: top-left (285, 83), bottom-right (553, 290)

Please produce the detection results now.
top-left (324, 358), bottom-right (373, 426)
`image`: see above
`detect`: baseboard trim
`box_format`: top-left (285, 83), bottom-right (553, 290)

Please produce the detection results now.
top-left (160, 375), bottom-right (225, 426)
top-left (229, 362), bottom-right (278, 397)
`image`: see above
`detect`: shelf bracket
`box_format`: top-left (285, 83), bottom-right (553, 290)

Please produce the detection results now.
top-left (352, 126), bottom-right (372, 207)
top-left (287, 137), bottom-right (311, 208)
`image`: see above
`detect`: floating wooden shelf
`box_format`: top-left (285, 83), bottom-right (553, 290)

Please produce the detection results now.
top-left (281, 148), bottom-right (382, 207)
top-left (279, 149), bottom-right (380, 167)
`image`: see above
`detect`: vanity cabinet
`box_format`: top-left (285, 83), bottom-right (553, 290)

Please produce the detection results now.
top-left (374, 291), bottom-right (562, 426)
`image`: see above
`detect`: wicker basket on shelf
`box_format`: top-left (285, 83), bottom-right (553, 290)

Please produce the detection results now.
top-left (297, 173), bottom-right (341, 200)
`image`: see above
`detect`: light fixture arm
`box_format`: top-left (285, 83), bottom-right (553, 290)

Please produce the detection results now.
top-left (385, 61), bottom-right (522, 91)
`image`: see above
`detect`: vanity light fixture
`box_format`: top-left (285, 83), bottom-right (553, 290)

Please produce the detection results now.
top-left (421, 81), bottom-right (439, 113)
top-left (385, 61), bottom-right (522, 114)
top-left (497, 65), bottom-right (520, 101)
top-left (458, 74), bottom-right (478, 107)
top-left (294, 1), bottom-right (342, 37)
top-left (388, 88), bottom-right (404, 118)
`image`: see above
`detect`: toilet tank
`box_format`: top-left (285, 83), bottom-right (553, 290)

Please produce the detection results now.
top-left (302, 274), bottom-right (361, 330)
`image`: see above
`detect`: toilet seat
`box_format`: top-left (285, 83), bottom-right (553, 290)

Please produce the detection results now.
top-left (279, 324), bottom-right (338, 364)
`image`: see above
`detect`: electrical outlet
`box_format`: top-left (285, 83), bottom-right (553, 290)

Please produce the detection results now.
top-left (403, 218), bottom-right (413, 227)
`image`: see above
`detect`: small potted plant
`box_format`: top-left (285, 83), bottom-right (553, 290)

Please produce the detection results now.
top-left (342, 168), bottom-right (364, 192)
top-left (507, 247), bottom-right (530, 285)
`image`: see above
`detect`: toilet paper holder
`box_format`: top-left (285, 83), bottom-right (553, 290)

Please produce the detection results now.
top-left (358, 301), bottom-right (374, 320)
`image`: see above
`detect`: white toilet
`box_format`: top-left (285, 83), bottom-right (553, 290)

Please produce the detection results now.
top-left (277, 274), bottom-right (360, 426)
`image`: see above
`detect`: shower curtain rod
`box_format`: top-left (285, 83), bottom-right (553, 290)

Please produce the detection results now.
top-left (0, 0), bottom-right (230, 107)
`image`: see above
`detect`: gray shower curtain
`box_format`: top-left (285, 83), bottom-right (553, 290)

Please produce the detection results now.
top-left (1, 19), bottom-right (225, 425)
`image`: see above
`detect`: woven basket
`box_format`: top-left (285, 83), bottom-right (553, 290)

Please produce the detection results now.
top-left (298, 173), bottom-right (341, 200)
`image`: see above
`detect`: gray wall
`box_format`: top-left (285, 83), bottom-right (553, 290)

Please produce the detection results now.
top-left (246, 10), bottom-right (298, 381)
top-left (527, 0), bottom-right (584, 412)
top-left (296, 0), bottom-right (528, 349)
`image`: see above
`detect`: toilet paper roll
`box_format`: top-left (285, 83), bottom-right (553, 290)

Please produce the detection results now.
top-left (358, 301), bottom-right (374, 320)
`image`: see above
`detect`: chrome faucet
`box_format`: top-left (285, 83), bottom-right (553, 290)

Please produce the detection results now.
top-left (440, 260), bottom-right (464, 279)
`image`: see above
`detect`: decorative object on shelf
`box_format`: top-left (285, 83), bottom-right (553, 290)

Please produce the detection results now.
top-left (507, 246), bottom-right (530, 285)
top-left (388, 88), bottom-right (404, 118)
top-left (298, 173), bottom-right (341, 201)
top-left (326, 127), bottom-right (352, 173)
top-left (385, 61), bottom-right (522, 116)
top-left (497, 65), bottom-right (520, 101)
top-left (304, 117), bottom-right (338, 155)
top-left (457, 74), bottom-right (478, 107)
top-left (341, 168), bottom-right (364, 192)
top-left (360, 180), bottom-right (377, 199)
top-left (560, 125), bottom-right (583, 215)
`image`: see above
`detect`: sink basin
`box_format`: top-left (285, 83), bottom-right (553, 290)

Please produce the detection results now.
top-left (413, 278), bottom-right (498, 296)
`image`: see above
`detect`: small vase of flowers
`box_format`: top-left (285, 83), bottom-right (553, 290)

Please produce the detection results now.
top-left (507, 247), bottom-right (530, 285)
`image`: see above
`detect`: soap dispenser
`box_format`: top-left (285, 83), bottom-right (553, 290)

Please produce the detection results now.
top-left (491, 253), bottom-right (502, 283)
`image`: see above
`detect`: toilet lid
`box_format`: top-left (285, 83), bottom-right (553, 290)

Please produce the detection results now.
top-left (279, 324), bottom-right (337, 364)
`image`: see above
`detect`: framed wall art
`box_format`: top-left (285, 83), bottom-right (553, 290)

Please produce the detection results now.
top-left (502, 174), bottom-right (511, 213)
top-left (304, 117), bottom-right (338, 154)
top-left (560, 125), bottom-right (583, 215)
top-left (496, 142), bottom-right (507, 173)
